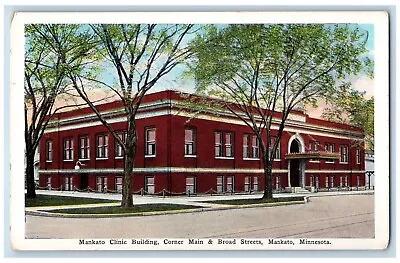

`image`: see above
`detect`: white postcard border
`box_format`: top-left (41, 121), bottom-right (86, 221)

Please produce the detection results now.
top-left (10, 11), bottom-right (389, 251)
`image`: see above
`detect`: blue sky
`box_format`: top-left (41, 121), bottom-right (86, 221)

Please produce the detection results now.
top-left (151, 23), bottom-right (375, 95)
top-left (92, 23), bottom-right (375, 102)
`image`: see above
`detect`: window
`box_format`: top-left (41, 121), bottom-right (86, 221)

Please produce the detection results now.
top-left (357, 175), bottom-right (361, 187)
top-left (275, 176), bottom-right (280, 190)
top-left (252, 135), bottom-right (260, 159)
top-left (115, 177), bottom-right (123, 193)
top-left (226, 176), bottom-right (234, 193)
top-left (309, 141), bottom-right (320, 162)
top-left (64, 176), bottom-right (73, 191)
top-left (215, 132), bottom-right (222, 157)
top-left (186, 176), bottom-right (196, 195)
top-left (63, 138), bottom-right (74, 161)
top-left (269, 137), bottom-right (281, 160)
top-left (145, 128), bottom-right (156, 156)
top-left (310, 176), bottom-right (314, 187)
top-left (340, 145), bottom-right (349, 163)
top-left (145, 176), bottom-right (155, 194)
top-left (253, 176), bottom-right (259, 192)
top-left (340, 176), bottom-right (343, 187)
top-left (46, 176), bottom-right (52, 190)
top-left (115, 132), bottom-right (127, 158)
top-left (185, 128), bottom-right (196, 156)
top-left (243, 135), bottom-right (250, 158)
top-left (325, 143), bottom-right (335, 163)
top-left (344, 176), bottom-right (348, 187)
top-left (96, 134), bottom-right (108, 159)
top-left (244, 176), bottom-right (251, 192)
top-left (330, 176), bottom-right (334, 188)
top-left (46, 141), bottom-right (52, 162)
top-left (96, 176), bottom-right (108, 192)
top-left (225, 133), bottom-right (233, 157)
top-left (216, 176), bottom-right (224, 193)
top-left (79, 136), bottom-right (90, 160)
top-left (215, 132), bottom-right (234, 158)
top-left (356, 148), bottom-right (361, 164)
top-left (245, 176), bottom-right (260, 192)
top-left (315, 176), bottom-right (320, 188)
top-left (325, 176), bottom-right (329, 188)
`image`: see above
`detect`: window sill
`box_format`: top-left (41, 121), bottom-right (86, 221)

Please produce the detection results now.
top-left (145, 155), bottom-right (156, 158)
top-left (96, 158), bottom-right (109, 160)
top-left (243, 158), bottom-right (260, 161)
top-left (63, 160), bottom-right (73, 162)
top-left (325, 161), bottom-right (335, 164)
top-left (273, 159), bottom-right (282, 162)
top-left (46, 160), bottom-right (52, 163)
top-left (215, 156), bottom-right (234, 160)
top-left (184, 155), bottom-right (197, 158)
top-left (309, 160), bottom-right (320, 163)
top-left (339, 162), bottom-right (349, 164)
top-left (79, 159), bottom-right (90, 161)
top-left (115, 156), bottom-right (124, 159)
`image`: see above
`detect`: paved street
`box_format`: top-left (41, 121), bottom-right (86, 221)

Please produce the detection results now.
top-left (25, 194), bottom-right (374, 239)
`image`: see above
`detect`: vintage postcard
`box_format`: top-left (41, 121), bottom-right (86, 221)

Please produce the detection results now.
top-left (10, 11), bottom-right (389, 251)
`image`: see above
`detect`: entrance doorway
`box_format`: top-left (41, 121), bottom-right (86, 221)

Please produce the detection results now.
top-left (290, 139), bottom-right (301, 187)
top-left (80, 173), bottom-right (88, 191)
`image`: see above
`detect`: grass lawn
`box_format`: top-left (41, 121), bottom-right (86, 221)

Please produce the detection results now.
top-left (204, 196), bottom-right (305, 205)
top-left (47, 204), bottom-right (202, 215)
top-left (25, 194), bottom-right (116, 207)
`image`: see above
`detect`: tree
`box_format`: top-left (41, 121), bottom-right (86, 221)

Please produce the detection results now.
top-left (188, 24), bottom-right (372, 199)
top-left (69, 24), bottom-right (195, 207)
top-left (322, 82), bottom-right (374, 152)
top-left (24, 24), bottom-right (96, 198)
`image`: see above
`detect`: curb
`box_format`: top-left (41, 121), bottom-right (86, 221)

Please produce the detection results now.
top-left (305, 191), bottom-right (374, 198)
top-left (25, 200), bottom-right (307, 218)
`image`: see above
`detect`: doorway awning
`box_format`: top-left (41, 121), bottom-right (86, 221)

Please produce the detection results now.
top-left (285, 151), bottom-right (340, 160)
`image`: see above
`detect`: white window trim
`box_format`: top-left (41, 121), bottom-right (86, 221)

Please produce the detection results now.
top-left (273, 158), bottom-right (282, 162)
top-left (243, 157), bottom-right (260, 161)
top-left (78, 158), bottom-right (90, 161)
top-left (145, 128), bottom-right (156, 156)
top-left (64, 139), bottom-right (74, 161)
top-left (325, 160), bottom-right (335, 164)
top-left (339, 145), bottom-right (349, 164)
top-left (184, 155), bottom-right (197, 158)
top-left (184, 128), bottom-right (196, 156)
top-left (115, 131), bottom-right (127, 158)
top-left (79, 136), bottom-right (90, 160)
top-left (96, 134), bottom-right (109, 159)
top-left (309, 160), bottom-right (320, 163)
top-left (215, 156), bottom-right (235, 160)
top-left (46, 141), bottom-right (53, 162)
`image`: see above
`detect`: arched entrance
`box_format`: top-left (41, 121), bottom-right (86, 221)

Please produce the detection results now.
top-left (289, 139), bottom-right (301, 187)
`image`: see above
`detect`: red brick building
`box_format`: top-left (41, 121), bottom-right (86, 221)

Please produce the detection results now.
top-left (39, 90), bottom-right (365, 195)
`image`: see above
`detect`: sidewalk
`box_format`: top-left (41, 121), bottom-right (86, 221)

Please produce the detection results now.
top-left (31, 189), bottom-right (374, 208)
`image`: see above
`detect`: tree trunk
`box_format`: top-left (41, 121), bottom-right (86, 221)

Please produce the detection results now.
top-left (25, 151), bottom-right (36, 198)
top-left (262, 155), bottom-right (273, 200)
top-left (121, 118), bottom-right (137, 208)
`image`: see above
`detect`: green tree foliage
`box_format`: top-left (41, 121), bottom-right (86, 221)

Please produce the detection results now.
top-left (69, 24), bottom-right (195, 207)
top-left (322, 82), bottom-right (374, 151)
top-left (24, 24), bottom-right (96, 198)
top-left (188, 24), bottom-right (372, 199)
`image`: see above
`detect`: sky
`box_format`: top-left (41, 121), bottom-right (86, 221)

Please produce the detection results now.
top-left (53, 23), bottom-right (375, 118)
